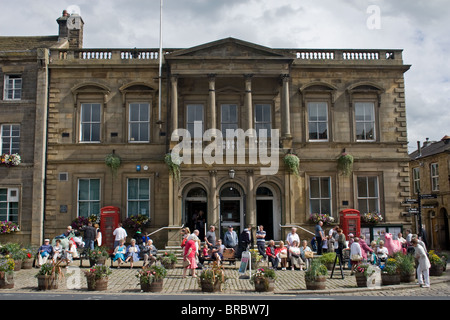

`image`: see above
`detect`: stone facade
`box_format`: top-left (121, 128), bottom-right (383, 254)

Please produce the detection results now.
top-left (2, 12), bottom-right (415, 249)
top-left (409, 136), bottom-right (450, 250)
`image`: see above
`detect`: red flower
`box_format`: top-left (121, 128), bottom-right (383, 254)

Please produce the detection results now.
top-left (27, 253), bottom-right (32, 258)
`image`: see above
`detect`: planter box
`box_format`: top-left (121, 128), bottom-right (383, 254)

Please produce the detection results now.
top-left (381, 273), bottom-right (400, 286)
top-left (37, 275), bottom-right (59, 290)
top-left (200, 279), bottom-right (222, 292)
top-left (140, 279), bottom-right (164, 292)
top-left (400, 272), bottom-right (415, 283)
top-left (0, 272), bottom-right (14, 289)
top-left (21, 259), bottom-right (34, 269)
top-left (355, 273), bottom-right (368, 287)
top-left (87, 277), bottom-right (108, 291)
top-left (429, 265), bottom-right (444, 277)
top-left (254, 277), bottom-right (275, 292)
top-left (305, 275), bottom-right (326, 290)
top-left (13, 260), bottom-right (22, 271)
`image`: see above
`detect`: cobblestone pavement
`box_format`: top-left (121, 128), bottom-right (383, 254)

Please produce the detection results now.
top-left (2, 259), bottom-right (449, 298)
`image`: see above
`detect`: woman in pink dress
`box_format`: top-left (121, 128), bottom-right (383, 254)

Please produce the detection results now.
top-left (183, 239), bottom-right (198, 278)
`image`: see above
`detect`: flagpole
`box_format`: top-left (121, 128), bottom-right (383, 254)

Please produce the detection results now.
top-left (158, 0), bottom-right (163, 127)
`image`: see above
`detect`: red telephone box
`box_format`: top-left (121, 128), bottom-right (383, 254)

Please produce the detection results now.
top-left (339, 209), bottom-right (361, 238)
top-left (100, 206), bottom-right (120, 254)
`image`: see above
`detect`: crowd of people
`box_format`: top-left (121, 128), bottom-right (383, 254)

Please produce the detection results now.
top-left (35, 219), bottom-right (433, 288)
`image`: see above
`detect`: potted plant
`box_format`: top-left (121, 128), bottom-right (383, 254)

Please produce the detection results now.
top-left (354, 263), bottom-right (376, 287)
top-left (283, 153), bottom-right (300, 177)
top-left (21, 247), bottom-right (35, 269)
top-left (249, 249), bottom-right (263, 269)
top-left (319, 252), bottom-right (336, 270)
top-left (35, 260), bottom-right (64, 290)
top-left (84, 264), bottom-right (112, 291)
top-left (395, 253), bottom-right (415, 283)
top-left (105, 152), bottom-right (121, 178)
top-left (165, 153), bottom-right (181, 182)
top-left (88, 246), bottom-right (109, 266)
top-left (250, 268), bottom-right (276, 292)
top-left (304, 258), bottom-right (328, 290)
top-left (428, 250), bottom-right (446, 276)
top-left (198, 262), bottom-right (227, 292)
top-left (158, 251), bottom-right (177, 269)
top-left (136, 264), bottom-right (167, 292)
top-left (337, 152), bottom-right (353, 176)
top-left (2, 243), bottom-right (25, 271)
top-left (0, 257), bottom-right (15, 289)
top-left (381, 257), bottom-right (400, 285)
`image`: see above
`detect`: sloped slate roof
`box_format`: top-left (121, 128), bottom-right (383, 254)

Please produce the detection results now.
top-left (409, 136), bottom-right (450, 159)
top-left (0, 35), bottom-right (60, 51)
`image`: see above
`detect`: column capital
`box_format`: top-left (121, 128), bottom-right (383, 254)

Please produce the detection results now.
top-left (209, 170), bottom-right (218, 177)
top-left (281, 74), bottom-right (290, 81)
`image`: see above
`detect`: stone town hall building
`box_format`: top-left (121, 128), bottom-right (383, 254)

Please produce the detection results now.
top-left (1, 11), bottom-right (415, 247)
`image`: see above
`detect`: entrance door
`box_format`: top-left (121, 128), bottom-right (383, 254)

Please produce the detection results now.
top-left (220, 184), bottom-right (244, 238)
top-left (256, 186), bottom-right (280, 241)
top-left (184, 187), bottom-right (207, 239)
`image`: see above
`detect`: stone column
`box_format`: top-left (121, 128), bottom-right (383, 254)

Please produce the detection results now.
top-left (209, 170), bottom-right (219, 228)
top-left (246, 169), bottom-right (255, 228)
top-left (208, 74), bottom-right (217, 132)
top-left (244, 74), bottom-right (253, 133)
top-left (281, 74), bottom-right (292, 138)
top-left (171, 75), bottom-right (179, 143)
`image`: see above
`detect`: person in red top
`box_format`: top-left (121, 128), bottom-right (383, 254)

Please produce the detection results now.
top-left (265, 240), bottom-right (279, 269)
top-left (183, 239), bottom-right (198, 278)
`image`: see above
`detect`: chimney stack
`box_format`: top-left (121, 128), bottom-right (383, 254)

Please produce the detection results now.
top-left (57, 9), bottom-right (84, 49)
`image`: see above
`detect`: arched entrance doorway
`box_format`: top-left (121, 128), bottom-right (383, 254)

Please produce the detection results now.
top-left (183, 185), bottom-right (207, 240)
top-left (219, 183), bottom-right (245, 238)
top-left (256, 184), bottom-right (281, 241)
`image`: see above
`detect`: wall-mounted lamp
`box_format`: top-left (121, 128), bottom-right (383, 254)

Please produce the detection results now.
top-left (229, 169), bottom-right (235, 179)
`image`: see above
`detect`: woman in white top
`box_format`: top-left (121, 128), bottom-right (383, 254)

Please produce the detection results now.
top-left (412, 238), bottom-right (431, 288)
top-left (350, 237), bottom-right (362, 274)
top-left (377, 240), bottom-right (389, 264)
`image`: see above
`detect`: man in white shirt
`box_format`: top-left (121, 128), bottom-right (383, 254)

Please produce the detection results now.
top-left (286, 227), bottom-right (300, 247)
top-left (113, 223), bottom-right (127, 249)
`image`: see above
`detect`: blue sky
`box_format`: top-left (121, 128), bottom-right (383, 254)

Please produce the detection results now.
top-left (1, 0), bottom-right (449, 152)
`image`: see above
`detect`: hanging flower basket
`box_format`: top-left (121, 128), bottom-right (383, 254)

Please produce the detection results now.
top-left (283, 154), bottom-right (300, 177)
top-left (165, 153), bottom-right (181, 182)
top-left (337, 153), bottom-right (353, 177)
top-left (0, 221), bottom-right (20, 235)
top-left (361, 212), bottom-right (383, 224)
top-left (105, 153), bottom-right (121, 178)
top-left (1, 154), bottom-right (21, 167)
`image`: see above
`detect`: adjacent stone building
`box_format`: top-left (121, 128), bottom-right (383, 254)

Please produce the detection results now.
top-left (2, 11), bottom-right (415, 248)
top-left (409, 136), bottom-right (450, 250)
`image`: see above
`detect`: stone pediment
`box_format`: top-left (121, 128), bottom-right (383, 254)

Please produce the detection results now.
top-left (166, 37), bottom-right (293, 60)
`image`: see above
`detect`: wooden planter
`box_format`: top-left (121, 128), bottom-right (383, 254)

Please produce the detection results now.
top-left (355, 273), bottom-right (368, 287)
top-left (37, 275), bottom-right (59, 290)
top-left (86, 276), bottom-right (109, 291)
top-left (381, 273), bottom-right (400, 286)
top-left (400, 272), bottom-right (415, 283)
top-left (21, 258), bottom-right (34, 269)
top-left (200, 279), bottom-right (222, 292)
top-left (254, 277), bottom-right (275, 292)
top-left (13, 260), bottom-right (22, 271)
top-left (429, 265), bottom-right (444, 277)
top-left (90, 257), bottom-right (107, 267)
top-left (305, 275), bottom-right (327, 290)
top-left (0, 272), bottom-right (14, 289)
top-left (140, 279), bottom-right (164, 293)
